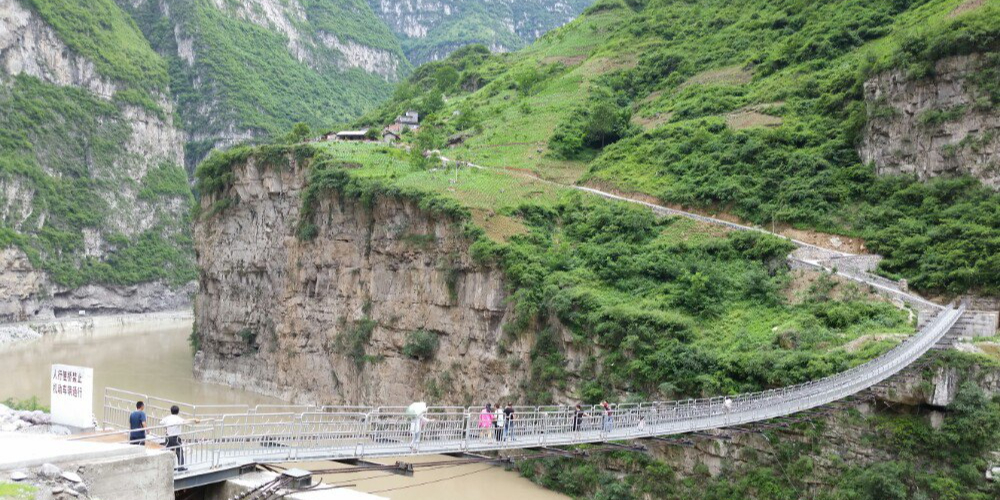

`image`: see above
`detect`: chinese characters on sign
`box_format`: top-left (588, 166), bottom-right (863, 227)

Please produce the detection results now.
top-left (52, 368), bottom-right (86, 398)
top-left (50, 364), bottom-right (94, 429)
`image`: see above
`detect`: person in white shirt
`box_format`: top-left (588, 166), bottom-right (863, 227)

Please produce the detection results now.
top-left (160, 405), bottom-right (200, 471)
top-left (410, 413), bottom-right (433, 450)
top-left (494, 403), bottom-right (504, 442)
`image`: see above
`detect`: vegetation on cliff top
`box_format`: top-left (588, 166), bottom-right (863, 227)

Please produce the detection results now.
top-left (361, 0), bottom-right (1000, 297)
top-left (24, 0), bottom-right (168, 95)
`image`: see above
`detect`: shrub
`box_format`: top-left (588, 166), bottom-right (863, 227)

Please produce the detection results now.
top-left (403, 330), bottom-right (440, 360)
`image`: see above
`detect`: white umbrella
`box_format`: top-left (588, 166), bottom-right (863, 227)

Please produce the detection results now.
top-left (405, 402), bottom-right (428, 417)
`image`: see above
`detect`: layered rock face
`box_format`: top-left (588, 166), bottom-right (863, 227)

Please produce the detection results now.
top-left (860, 54), bottom-right (1000, 189)
top-left (194, 155), bottom-right (533, 405)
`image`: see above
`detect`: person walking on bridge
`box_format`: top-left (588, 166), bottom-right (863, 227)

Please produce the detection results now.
top-left (160, 405), bottom-right (201, 472)
top-left (478, 404), bottom-right (494, 441)
top-left (410, 412), bottom-right (433, 451)
top-left (493, 403), bottom-right (504, 442)
top-left (128, 401), bottom-right (147, 446)
top-left (572, 404), bottom-right (587, 432)
top-left (600, 401), bottom-right (613, 433)
top-left (503, 403), bottom-right (515, 441)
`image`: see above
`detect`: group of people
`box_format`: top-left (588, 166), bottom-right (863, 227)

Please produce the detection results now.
top-left (128, 401), bottom-right (199, 472)
top-left (477, 403), bottom-right (517, 442)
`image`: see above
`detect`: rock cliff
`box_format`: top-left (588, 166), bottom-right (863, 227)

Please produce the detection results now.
top-left (193, 153), bottom-right (534, 405)
top-left (860, 54), bottom-right (1000, 189)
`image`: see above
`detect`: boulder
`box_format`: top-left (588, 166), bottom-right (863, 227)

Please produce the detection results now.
top-left (10, 471), bottom-right (28, 481)
top-left (61, 471), bottom-right (82, 483)
top-left (39, 463), bottom-right (62, 479)
top-left (70, 482), bottom-right (88, 495)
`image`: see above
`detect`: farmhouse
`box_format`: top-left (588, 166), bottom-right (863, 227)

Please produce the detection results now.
top-left (336, 129), bottom-right (370, 141)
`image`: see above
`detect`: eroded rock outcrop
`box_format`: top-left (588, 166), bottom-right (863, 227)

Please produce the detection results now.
top-left (860, 54), bottom-right (999, 188)
top-left (193, 154), bottom-right (534, 405)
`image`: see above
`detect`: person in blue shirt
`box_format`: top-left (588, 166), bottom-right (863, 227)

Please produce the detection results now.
top-left (128, 401), bottom-right (147, 445)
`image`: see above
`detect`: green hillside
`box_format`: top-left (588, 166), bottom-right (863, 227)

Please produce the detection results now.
top-left (363, 0), bottom-right (1000, 298)
top-left (116, 0), bottom-right (410, 169)
top-left (1, 0), bottom-right (195, 290)
top-left (200, 141), bottom-right (918, 403)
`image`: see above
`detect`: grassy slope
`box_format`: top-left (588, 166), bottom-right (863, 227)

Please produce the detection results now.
top-left (0, 1), bottom-right (195, 289)
top-left (362, 0), bottom-right (1000, 297)
top-left (198, 142), bottom-right (915, 403)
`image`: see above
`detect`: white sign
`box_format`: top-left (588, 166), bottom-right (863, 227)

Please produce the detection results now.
top-left (50, 364), bottom-right (93, 429)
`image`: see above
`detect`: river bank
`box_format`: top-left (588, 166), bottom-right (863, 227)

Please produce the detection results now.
top-left (0, 310), bottom-right (193, 346)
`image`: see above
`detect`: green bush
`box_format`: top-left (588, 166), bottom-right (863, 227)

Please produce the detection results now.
top-left (336, 318), bottom-right (378, 369)
top-left (402, 330), bottom-right (440, 360)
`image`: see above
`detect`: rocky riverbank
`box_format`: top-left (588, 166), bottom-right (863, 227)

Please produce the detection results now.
top-left (0, 310), bottom-right (193, 346)
top-left (0, 404), bottom-right (70, 436)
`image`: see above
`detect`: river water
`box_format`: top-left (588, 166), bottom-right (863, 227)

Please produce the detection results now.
top-left (0, 315), bottom-right (567, 500)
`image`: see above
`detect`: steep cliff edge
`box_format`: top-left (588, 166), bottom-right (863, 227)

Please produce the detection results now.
top-left (860, 53), bottom-right (1000, 189)
top-left (193, 142), bottom-right (931, 408)
top-left (193, 150), bottom-right (533, 405)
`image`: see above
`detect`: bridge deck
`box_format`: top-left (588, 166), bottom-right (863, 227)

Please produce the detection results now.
top-left (78, 306), bottom-right (962, 487)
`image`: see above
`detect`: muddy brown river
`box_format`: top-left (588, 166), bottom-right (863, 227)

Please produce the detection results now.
top-left (0, 315), bottom-right (567, 499)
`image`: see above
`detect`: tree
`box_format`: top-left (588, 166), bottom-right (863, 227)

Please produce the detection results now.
top-left (284, 122), bottom-right (311, 143)
top-left (434, 65), bottom-right (460, 92)
top-left (420, 89), bottom-right (445, 116)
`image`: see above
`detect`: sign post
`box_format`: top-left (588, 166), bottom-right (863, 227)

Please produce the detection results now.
top-left (50, 364), bottom-right (94, 430)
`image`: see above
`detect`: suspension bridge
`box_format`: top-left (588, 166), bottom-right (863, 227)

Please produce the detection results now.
top-left (75, 182), bottom-right (967, 491)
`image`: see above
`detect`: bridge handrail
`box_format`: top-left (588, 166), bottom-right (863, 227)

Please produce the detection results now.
top-left (90, 305), bottom-right (962, 480)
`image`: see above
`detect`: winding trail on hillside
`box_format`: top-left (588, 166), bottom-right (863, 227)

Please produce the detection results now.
top-left (440, 155), bottom-right (941, 310)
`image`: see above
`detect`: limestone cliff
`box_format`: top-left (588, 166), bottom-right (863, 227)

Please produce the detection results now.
top-left (860, 54), bottom-right (1000, 189)
top-left (193, 153), bottom-right (534, 405)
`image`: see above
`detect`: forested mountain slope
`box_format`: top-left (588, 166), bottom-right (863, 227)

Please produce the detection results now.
top-left (363, 0), bottom-right (1000, 299)
top-left (0, 0), bottom-right (195, 319)
top-left (115, 0), bottom-right (411, 169)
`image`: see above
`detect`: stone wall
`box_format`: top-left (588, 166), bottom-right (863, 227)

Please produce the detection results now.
top-left (859, 54), bottom-right (999, 189)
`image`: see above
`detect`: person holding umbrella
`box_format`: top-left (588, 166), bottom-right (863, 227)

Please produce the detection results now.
top-left (406, 402), bottom-right (433, 450)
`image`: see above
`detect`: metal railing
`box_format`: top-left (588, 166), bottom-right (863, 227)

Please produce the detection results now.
top-left (88, 304), bottom-right (963, 479)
